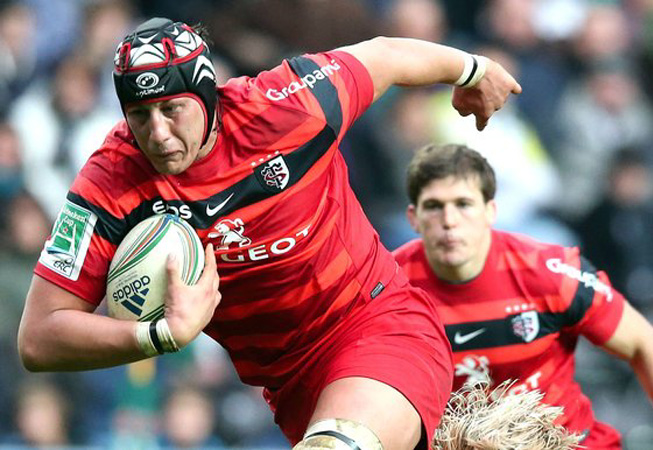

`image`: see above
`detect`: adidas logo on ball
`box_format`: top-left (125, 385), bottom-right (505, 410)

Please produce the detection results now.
top-left (111, 275), bottom-right (152, 316)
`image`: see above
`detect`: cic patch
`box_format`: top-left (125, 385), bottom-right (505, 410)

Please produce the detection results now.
top-left (39, 200), bottom-right (97, 281)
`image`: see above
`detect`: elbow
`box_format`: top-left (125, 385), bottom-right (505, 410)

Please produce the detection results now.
top-left (368, 36), bottom-right (395, 52)
top-left (18, 347), bottom-right (45, 373)
top-left (21, 358), bottom-right (46, 373)
top-left (17, 326), bottom-right (49, 372)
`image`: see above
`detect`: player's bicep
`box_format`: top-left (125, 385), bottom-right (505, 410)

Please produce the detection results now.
top-left (19, 276), bottom-right (96, 346)
top-left (337, 37), bottom-right (396, 103)
top-left (601, 302), bottom-right (652, 360)
top-left (559, 255), bottom-right (625, 344)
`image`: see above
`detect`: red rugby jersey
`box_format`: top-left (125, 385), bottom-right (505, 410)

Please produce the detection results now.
top-left (393, 230), bottom-right (625, 445)
top-left (36, 50), bottom-right (401, 388)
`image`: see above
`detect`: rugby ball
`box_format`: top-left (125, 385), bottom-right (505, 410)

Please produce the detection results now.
top-left (107, 214), bottom-right (205, 321)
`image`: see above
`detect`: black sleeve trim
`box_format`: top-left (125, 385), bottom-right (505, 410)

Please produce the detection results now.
top-left (66, 192), bottom-right (127, 245)
top-left (288, 56), bottom-right (343, 136)
top-left (563, 256), bottom-right (598, 327)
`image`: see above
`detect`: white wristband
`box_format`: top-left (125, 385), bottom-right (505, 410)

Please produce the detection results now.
top-left (156, 318), bottom-right (180, 353)
top-left (135, 321), bottom-right (159, 357)
top-left (454, 54), bottom-right (488, 88)
top-left (135, 319), bottom-right (180, 356)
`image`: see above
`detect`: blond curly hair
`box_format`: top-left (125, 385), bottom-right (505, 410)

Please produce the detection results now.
top-left (432, 381), bottom-right (583, 450)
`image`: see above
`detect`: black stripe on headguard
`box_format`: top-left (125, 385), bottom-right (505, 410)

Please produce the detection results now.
top-left (113, 17), bottom-right (217, 146)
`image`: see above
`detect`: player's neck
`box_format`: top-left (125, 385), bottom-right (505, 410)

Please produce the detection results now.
top-left (196, 120), bottom-right (219, 161)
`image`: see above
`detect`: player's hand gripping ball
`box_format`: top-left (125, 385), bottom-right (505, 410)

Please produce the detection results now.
top-left (106, 214), bottom-right (205, 321)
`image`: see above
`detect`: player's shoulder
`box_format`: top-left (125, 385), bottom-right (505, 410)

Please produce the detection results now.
top-left (496, 230), bottom-right (580, 282)
top-left (218, 67), bottom-right (316, 123)
top-left (219, 51), bottom-right (359, 106)
top-left (218, 75), bottom-right (256, 104)
top-left (75, 120), bottom-right (152, 193)
top-left (88, 120), bottom-right (139, 159)
top-left (392, 238), bottom-right (424, 265)
top-left (497, 229), bottom-right (570, 258)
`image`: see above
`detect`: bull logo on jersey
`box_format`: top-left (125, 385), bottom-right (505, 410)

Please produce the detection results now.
top-left (208, 218), bottom-right (252, 250)
top-left (511, 311), bottom-right (540, 343)
top-left (254, 155), bottom-right (290, 192)
top-left (455, 355), bottom-right (491, 386)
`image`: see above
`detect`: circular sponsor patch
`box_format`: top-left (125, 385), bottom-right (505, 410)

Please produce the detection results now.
top-left (135, 72), bottom-right (159, 89)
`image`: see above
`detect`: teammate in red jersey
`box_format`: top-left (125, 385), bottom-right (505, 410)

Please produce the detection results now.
top-left (394, 144), bottom-right (653, 449)
top-left (18, 18), bottom-right (521, 450)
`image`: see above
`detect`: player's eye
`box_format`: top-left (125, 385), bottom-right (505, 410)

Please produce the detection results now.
top-left (422, 200), bottom-right (444, 211)
top-left (162, 101), bottom-right (184, 115)
top-left (126, 109), bottom-right (149, 123)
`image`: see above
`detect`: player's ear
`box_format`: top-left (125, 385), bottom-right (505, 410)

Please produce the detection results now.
top-left (485, 199), bottom-right (497, 226)
top-left (406, 204), bottom-right (419, 232)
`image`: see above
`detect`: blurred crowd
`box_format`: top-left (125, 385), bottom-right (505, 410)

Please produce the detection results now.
top-left (1, 0), bottom-right (653, 448)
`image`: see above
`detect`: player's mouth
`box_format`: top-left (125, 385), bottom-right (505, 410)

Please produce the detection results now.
top-left (439, 237), bottom-right (463, 249)
top-left (153, 149), bottom-right (181, 160)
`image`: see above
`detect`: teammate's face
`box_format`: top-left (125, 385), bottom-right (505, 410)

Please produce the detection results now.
top-left (407, 175), bottom-right (496, 282)
top-left (125, 97), bottom-right (211, 175)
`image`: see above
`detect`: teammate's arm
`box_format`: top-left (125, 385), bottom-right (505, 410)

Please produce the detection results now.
top-left (601, 302), bottom-right (653, 402)
top-left (337, 37), bottom-right (522, 130)
top-left (18, 244), bottom-right (221, 372)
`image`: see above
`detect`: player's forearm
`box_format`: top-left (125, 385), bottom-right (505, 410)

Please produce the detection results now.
top-left (18, 308), bottom-right (147, 372)
top-left (630, 337), bottom-right (653, 404)
top-left (604, 302), bottom-right (653, 404)
top-left (382, 38), bottom-right (469, 86)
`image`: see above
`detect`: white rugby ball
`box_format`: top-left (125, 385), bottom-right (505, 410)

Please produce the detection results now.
top-left (107, 213), bottom-right (205, 321)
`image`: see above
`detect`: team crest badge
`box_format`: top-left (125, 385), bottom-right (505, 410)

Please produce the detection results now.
top-left (254, 154), bottom-right (290, 192)
top-left (511, 311), bottom-right (540, 343)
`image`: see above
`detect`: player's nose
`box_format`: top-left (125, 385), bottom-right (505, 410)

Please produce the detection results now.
top-left (442, 204), bottom-right (459, 228)
top-left (148, 109), bottom-right (171, 145)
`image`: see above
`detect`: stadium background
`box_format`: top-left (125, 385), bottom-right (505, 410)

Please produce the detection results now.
top-left (0, 0), bottom-right (652, 448)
